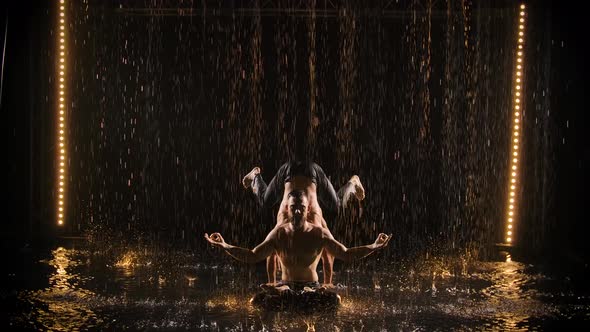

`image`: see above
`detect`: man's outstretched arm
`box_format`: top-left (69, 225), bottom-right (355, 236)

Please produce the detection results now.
top-left (204, 229), bottom-right (277, 263)
top-left (323, 231), bottom-right (391, 262)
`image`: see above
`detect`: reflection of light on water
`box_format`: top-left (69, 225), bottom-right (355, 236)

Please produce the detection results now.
top-left (205, 294), bottom-right (251, 311)
top-left (20, 247), bottom-right (102, 331)
top-left (304, 318), bottom-right (316, 332)
top-left (186, 275), bottom-right (198, 287)
top-left (115, 250), bottom-right (139, 268)
top-left (114, 250), bottom-right (141, 277)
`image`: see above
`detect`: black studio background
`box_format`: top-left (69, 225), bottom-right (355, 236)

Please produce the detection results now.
top-left (1, 1), bottom-right (588, 264)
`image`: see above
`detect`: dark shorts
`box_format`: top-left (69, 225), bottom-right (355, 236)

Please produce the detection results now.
top-left (250, 281), bottom-right (340, 312)
top-left (251, 160), bottom-right (352, 216)
top-left (276, 280), bottom-right (321, 291)
top-left (282, 160), bottom-right (320, 184)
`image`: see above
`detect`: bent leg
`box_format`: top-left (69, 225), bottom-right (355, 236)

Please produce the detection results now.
top-left (313, 162), bottom-right (365, 216)
top-left (313, 163), bottom-right (340, 215)
top-left (244, 163), bottom-right (288, 210)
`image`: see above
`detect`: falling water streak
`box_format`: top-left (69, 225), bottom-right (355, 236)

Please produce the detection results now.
top-left (441, 0), bottom-right (464, 251)
top-left (336, 4), bottom-right (360, 246)
top-left (250, 1), bottom-right (264, 170)
top-left (307, 0), bottom-right (318, 158)
top-left (462, 0), bottom-right (482, 251)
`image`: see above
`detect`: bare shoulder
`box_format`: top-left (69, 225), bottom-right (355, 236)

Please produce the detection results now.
top-left (309, 223), bottom-right (328, 237)
top-left (273, 223), bottom-right (290, 238)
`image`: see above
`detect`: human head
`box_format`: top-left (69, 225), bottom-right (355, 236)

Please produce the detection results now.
top-left (287, 190), bottom-right (308, 227)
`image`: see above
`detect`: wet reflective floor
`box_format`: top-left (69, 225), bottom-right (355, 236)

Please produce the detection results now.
top-left (2, 243), bottom-right (589, 331)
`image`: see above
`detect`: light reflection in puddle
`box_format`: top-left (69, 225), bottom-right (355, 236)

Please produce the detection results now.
top-left (7, 246), bottom-right (590, 331)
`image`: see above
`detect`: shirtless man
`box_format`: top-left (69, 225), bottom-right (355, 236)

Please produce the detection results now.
top-left (241, 160), bottom-right (365, 286)
top-left (204, 190), bottom-right (390, 294)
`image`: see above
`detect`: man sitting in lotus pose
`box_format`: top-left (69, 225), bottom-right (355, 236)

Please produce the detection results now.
top-left (204, 190), bottom-right (391, 298)
top-left (241, 160), bottom-right (366, 286)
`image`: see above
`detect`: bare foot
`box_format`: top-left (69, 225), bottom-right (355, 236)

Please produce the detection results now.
top-left (275, 285), bottom-right (291, 294)
top-left (261, 282), bottom-right (279, 288)
top-left (349, 175), bottom-right (365, 201)
top-left (242, 167), bottom-right (261, 189)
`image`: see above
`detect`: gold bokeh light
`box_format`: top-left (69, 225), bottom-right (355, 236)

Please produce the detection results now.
top-left (505, 4), bottom-right (525, 244)
top-left (56, 0), bottom-right (67, 226)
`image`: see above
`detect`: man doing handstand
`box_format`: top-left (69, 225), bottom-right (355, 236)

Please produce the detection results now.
top-left (241, 160), bottom-right (366, 286)
top-left (205, 190), bottom-right (390, 295)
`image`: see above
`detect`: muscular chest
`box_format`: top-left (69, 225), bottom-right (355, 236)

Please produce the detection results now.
top-left (277, 231), bottom-right (323, 265)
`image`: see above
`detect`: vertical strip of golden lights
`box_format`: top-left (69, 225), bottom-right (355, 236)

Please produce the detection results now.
top-left (505, 4), bottom-right (526, 244)
top-left (57, 0), bottom-right (67, 226)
